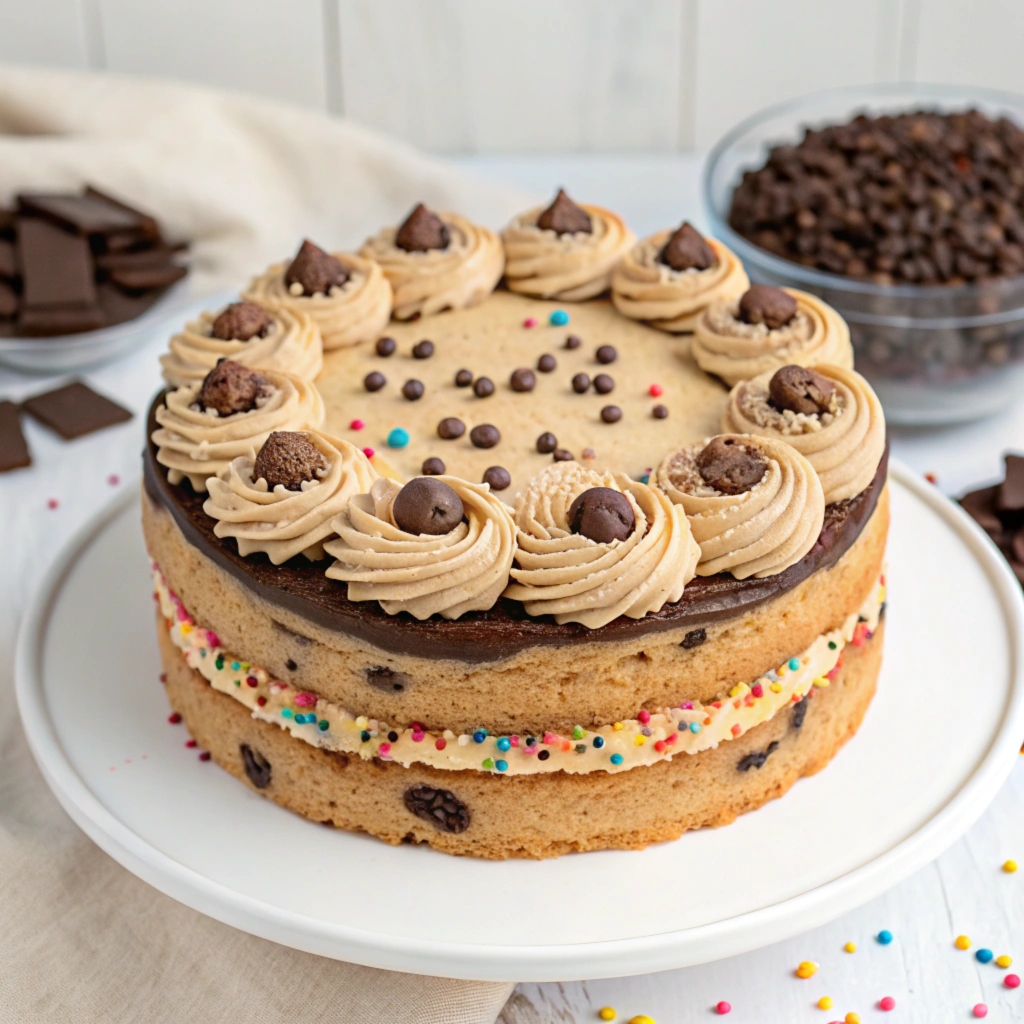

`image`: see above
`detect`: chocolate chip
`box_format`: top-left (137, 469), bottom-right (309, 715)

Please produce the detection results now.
top-left (536, 431), bottom-right (558, 454)
top-left (403, 784), bottom-right (470, 833)
top-left (365, 665), bottom-right (408, 692)
top-left (412, 339), bottom-right (434, 359)
top-left (593, 373), bottom-right (615, 394)
top-left (455, 369), bottom-right (473, 387)
top-left (284, 239), bottom-right (349, 296)
top-left (600, 404), bottom-right (622, 423)
top-left (652, 404), bottom-right (669, 419)
top-left (571, 373), bottom-right (590, 393)
top-left (696, 436), bottom-right (769, 495)
top-left (659, 221), bottom-right (715, 272)
top-left (537, 353), bottom-right (557, 372)
top-left (421, 456), bottom-right (445, 475)
top-left (737, 740), bottom-right (779, 772)
top-left (537, 749), bottom-right (550, 761)
top-left (680, 627), bottom-right (707, 649)
top-left (285, 658), bottom-right (298, 671)
top-left (791, 695), bottom-right (809, 730)
top-left (768, 365), bottom-right (837, 415)
top-left (197, 360), bottom-right (271, 416)
top-left (240, 744), bottom-right (272, 789)
top-left (364, 371), bottom-right (386, 392)
top-left (482, 466), bottom-right (511, 490)
top-left (553, 448), bottom-right (574, 462)
top-left (210, 301), bottom-right (272, 342)
top-left (376, 336), bottom-right (396, 356)
top-left (510, 367), bottom-right (536, 392)
top-left (252, 431), bottom-right (326, 491)
top-left (395, 203), bottom-right (451, 252)
top-left (568, 487), bottom-right (635, 543)
top-left (473, 376), bottom-right (495, 398)
top-left (536, 188), bottom-right (593, 234)
top-left (470, 423), bottom-right (500, 449)
top-left (595, 345), bottom-right (617, 364)
top-left (437, 416), bottom-right (465, 440)
top-left (565, 334), bottom-right (582, 350)
top-left (392, 477), bottom-right (464, 535)
top-left (402, 379), bottom-right (425, 401)
top-left (738, 285), bottom-right (797, 330)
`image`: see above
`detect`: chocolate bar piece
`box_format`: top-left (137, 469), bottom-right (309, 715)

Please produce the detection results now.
top-left (97, 281), bottom-right (164, 327)
top-left (109, 264), bottom-right (187, 292)
top-left (22, 381), bottom-right (132, 439)
top-left (0, 401), bottom-right (30, 472)
top-left (0, 207), bottom-right (14, 238)
top-left (0, 239), bottom-right (15, 281)
top-left (84, 185), bottom-right (160, 237)
top-left (16, 217), bottom-right (97, 309)
top-left (19, 191), bottom-right (147, 236)
top-left (0, 280), bottom-right (16, 319)
top-left (997, 454), bottom-right (1024, 512)
top-left (18, 305), bottom-right (104, 336)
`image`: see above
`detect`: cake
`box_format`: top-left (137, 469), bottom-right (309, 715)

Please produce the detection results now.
top-left (143, 195), bottom-right (889, 859)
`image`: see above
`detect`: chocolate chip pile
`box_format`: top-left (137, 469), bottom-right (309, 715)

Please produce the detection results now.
top-left (729, 109), bottom-right (1024, 285)
top-left (961, 454), bottom-right (1024, 585)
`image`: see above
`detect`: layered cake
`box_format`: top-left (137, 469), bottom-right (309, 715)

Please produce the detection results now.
top-left (143, 194), bottom-right (889, 859)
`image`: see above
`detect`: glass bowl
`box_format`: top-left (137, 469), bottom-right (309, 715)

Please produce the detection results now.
top-left (703, 82), bottom-right (1024, 424)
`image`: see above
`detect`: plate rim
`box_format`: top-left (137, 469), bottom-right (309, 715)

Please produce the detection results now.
top-left (15, 463), bottom-right (1024, 982)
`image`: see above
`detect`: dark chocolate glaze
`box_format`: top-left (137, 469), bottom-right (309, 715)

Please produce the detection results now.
top-left (144, 393), bottom-right (887, 664)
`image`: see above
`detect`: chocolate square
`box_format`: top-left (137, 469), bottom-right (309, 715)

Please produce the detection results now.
top-left (997, 454), bottom-right (1024, 512)
top-left (17, 305), bottom-right (104, 336)
top-left (22, 381), bottom-right (132, 439)
top-left (97, 281), bottom-right (164, 327)
top-left (84, 186), bottom-right (160, 237)
top-left (0, 239), bottom-right (17, 281)
top-left (0, 279), bottom-right (16, 320)
top-left (18, 192), bottom-right (145, 236)
top-left (959, 485), bottom-right (1003, 542)
top-left (109, 264), bottom-right (187, 292)
top-left (16, 217), bottom-right (98, 309)
top-left (0, 401), bottom-right (30, 472)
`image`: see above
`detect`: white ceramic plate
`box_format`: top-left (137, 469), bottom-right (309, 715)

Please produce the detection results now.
top-left (15, 463), bottom-right (1024, 982)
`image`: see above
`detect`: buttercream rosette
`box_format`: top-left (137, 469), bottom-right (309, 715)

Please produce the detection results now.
top-left (502, 204), bottom-right (635, 302)
top-left (691, 287), bottom-right (853, 386)
top-left (359, 213), bottom-right (504, 321)
top-left (611, 234), bottom-right (749, 332)
top-left (657, 434), bottom-right (825, 580)
top-left (152, 370), bottom-right (325, 493)
top-left (244, 252), bottom-right (392, 351)
top-left (503, 462), bottom-right (700, 629)
top-left (324, 476), bottom-right (516, 619)
top-left (160, 302), bottom-right (323, 388)
top-left (722, 364), bottom-right (886, 505)
top-left (203, 432), bottom-right (376, 563)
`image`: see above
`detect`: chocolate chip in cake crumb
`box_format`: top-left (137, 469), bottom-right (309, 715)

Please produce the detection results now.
top-left (210, 301), bottom-right (272, 342)
top-left (738, 285), bottom-right (797, 330)
top-left (737, 740), bottom-right (779, 772)
top-left (482, 465), bottom-right (511, 490)
top-left (680, 627), bottom-right (707, 649)
top-left (593, 373), bottom-right (615, 394)
top-left (285, 658), bottom-right (298, 671)
top-left (652, 403), bottom-right (669, 419)
top-left (252, 431), bottom-right (326, 491)
top-left (536, 431), bottom-right (558, 454)
top-left (455, 368), bottom-right (473, 387)
top-left (595, 345), bottom-right (617, 364)
top-left (393, 477), bottom-right (465, 535)
top-left (197, 360), bottom-right (271, 416)
top-left (536, 188), bottom-right (592, 235)
top-left (553, 448), bottom-right (574, 462)
top-left (510, 367), bottom-right (536, 392)
top-left (412, 339), bottom-right (434, 359)
top-left (421, 456), bottom-right (445, 475)
top-left (284, 239), bottom-right (349, 296)
top-left (437, 416), bottom-right (465, 440)
top-left (403, 785), bottom-right (470, 833)
top-left (565, 334), bottom-right (582, 350)
top-left (569, 487), bottom-right (635, 543)
top-left (364, 371), bottom-right (386, 392)
top-left (365, 665), bottom-right (409, 692)
top-left (537, 353), bottom-right (557, 373)
top-left (470, 423), bottom-right (500, 449)
top-left (600, 404), bottom-right (622, 424)
top-left (791, 694), bottom-right (809, 730)
top-left (395, 203), bottom-right (451, 252)
top-left (768, 365), bottom-right (837, 416)
top-left (572, 372), bottom-right (591, 394)
top-left (696, 436), bottom-right (768, 495)
top-left (402, 379), bottom-right (425, 401)
top-left (473, 376), bottom-right (495, 398)
top-left (375, 336), bottom-right (396, 357)
top-left (240, 744), bottom-right (272, 789)
top-left (659, 221), bottom-right (716, 272)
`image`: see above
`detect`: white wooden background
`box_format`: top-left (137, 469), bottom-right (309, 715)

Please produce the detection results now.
top-left (3, 0), bottom-right (1024, 153)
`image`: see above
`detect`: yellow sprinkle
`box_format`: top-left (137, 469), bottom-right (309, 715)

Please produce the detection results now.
top-left (818, 996), bottom-right (834, 1010)
top-left (598, 1009), bottom-right (616, 1022)
top-left (997, 955), bottom-right (1013, 969)
top-left (1004, 859), bottom-right (1018, 873)
top-left (769, 682), bottom-right (783, 694)
top-left (815, 675), bottom-right (830, 688)
top-left (627, 1017), bottom-right (655, 1024)
top-left (796, 960), bottom-right (819, 979)
top-left (846, 1014), bottom-right (861, 1024)
top-left (180, 622), bottom-right (192, 635)
top-left (634, 734), bottom-right (646, 746)
top-left (613, 722), bottom-right (625, 731)
top-left (355, 715), bottom-right (368, 729)
top-left (777, 664), bottom-right (787, 676)
top-left (729, 685), bottom-right (743, 698)
top-left (955, 935), bottom-right (972, 950)
top-left (844, 941), bottom-right (857, 953)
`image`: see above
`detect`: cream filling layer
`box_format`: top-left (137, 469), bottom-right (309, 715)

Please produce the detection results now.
top-left (153, 564), bottom-right (884, 777)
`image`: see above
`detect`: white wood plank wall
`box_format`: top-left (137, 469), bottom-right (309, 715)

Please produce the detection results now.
top-left (0, 0), bottom-right (1021, 153)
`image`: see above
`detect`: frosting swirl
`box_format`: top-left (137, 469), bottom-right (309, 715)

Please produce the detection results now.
top-left (723, 364), bottom-right (886, 504)
top-left (324, 476), bottom-right (516, 619)
top-left (657, 435), bottom-right (824, 579)
top-left (152, 370), bottom-right (325, 493)
top-left (160, 302), bottom-right (323, 388)
top-left (503, 462), bottom-right (700, 628)
top-left (691, 287), bottom-right (853, 385)
top-left (612, 234), bottom-right (749, 332)
top-left (502, 204), bottom-right (635, 301)
top-left (203, 432), bottom-right (376, 563)
top-left (359, 213), bottom-right (504, 321)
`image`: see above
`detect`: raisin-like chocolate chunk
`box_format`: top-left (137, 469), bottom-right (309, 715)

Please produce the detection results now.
top-left (240, 743), bottom-right (272, 789)
top-left (738, 285), bottom-right (797, 330)
top-left (768, 365), bottom-right (837, 416)
top-left (791, 695), bottom-right (809, 730)
top-left (252, 431), bottom-right (326, 491)
top-left (365, 665), bottom-right (408, 693)
top-left (210, 301), bottom-right (273, 342)
top-left (680, 627), bottom-right (707, 649)
top-left (696, 436), bottom-right (768, 495)
top-left (403, 785), bottom-right (470, 833)
top-left (568, 487), bottom-right (635, 543)
top-left (392, 477), bottom-right (464, 535)
top-left (197, 360), bottom-right (271, 416)
top-left (737, 740), bottom-right (779, 772)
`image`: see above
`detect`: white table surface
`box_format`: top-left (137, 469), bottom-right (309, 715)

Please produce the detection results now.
top-left (2, 153), bottom-right (1023, 1024)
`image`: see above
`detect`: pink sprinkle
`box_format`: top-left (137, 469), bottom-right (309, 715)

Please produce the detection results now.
top-left (716, 1001), bottom-right (731, 1015)
top-left (510, 735), bottom-right (520, 747)
top-left (681, 701), bottom-right (693, 710)
top-left (543, 731), bottom-right (558, 745)
top-left (185, 739), bottom-right (197, 748)
top-left (523, 317), bottom-right (537, 328)
top-left (350, 419), bottom-right (365, 431)
top-left (435, 737), bottom-right (447, 751)
top-left (245, 676), bottom-right (258, 688)
top-left (378, 742), bottom-right (391, 759)
top-left (411, 730), bottom-right (425, 743)
top-left (638, 709), bottom-right (651, 724)
top-left (198, 751), bottom-right (211, 761)
top-left (665, 732), bottom-right (677, 745)
top-left (1006, 974), bottom-right (1020, 988)
top-left (362, 447), bottom-right (375, 458)
top-left (206, 630), bottom-right (221, 648)
top-left (973, 1004), bottom-right (988, 1018)
top-left (522, 744), bottom-right (537, 755)
top-left (649, 383), bottom-right (664, 397)
top-left (107, 474), bottom-right (120, 486)
top-left (168, 713), bottom-right (182, 725)
top-left (294, 692), bottom-right (317, 707)
top-left (256, 696), bottom-right (267, 707)
top-left (47, 498), bottom-right (58, 510)
top-left (879, 996), bottom-right (896, 1011)
top-left (751, 683), bottom-right (763, 698)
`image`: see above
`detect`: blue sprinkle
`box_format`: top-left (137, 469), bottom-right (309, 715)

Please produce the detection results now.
top-left (788, 657), bottom-right (801, 671)
top-left (360, 729), bottom-right (370, 742)
top-left (641, 727), bottom-right (652, 737)
top-left (473, 730), bottom-right (487, 744)
top-left (387, 427), bottom-right (410, 448)
top-left (976, 947), bottom-right (994, 963)
top-left (231, 661), bottom-right (240, 671)
top-left (639, 473), bottom-right (650, 484)
top-left (610, 753), bottom-right (624, 766)
top-left (495, 759), bottom-right (508, 772)
top-left (549, 309), bottom-right (569, 326)
top-left (295, 713), bottom-right (307, 725)
top-left (496, 737), bottom-right (511, 752)
top-left (593, 736), bottom-right (605, 749)
top-left (877, 930), bottom-right (894, 945)
top-left (689, 721), bottom-right (702, 733)
top-left (281, 708), bottom-right (293, 719)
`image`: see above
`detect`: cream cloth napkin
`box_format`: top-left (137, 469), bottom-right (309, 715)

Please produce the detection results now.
top-left (0, 65), bottom-right (537, 1024)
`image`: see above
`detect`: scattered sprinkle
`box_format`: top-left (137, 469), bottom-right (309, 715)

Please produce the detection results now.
top-left (598, 1010), bottom-right (616, 1022)
top-left (1004, 859), bottom-right (1018, 873)
top-left (844, 941), bottom-right (857, 953)
top-left (715, 1002), bottom-right (731, 1015)
top-left (46, 498), bottom-right (58, 510)
top-left (796, 961), bottom-right (818, 979)
top-left (627, 1017), bottom-right (654, 1024)
top-left (977, 948), bottom-right (994, 964)
top-left (610, 753), bottom-right (624, 766)
top-left (185, 739), bottom-right (197, 748)
top-left (387, 427), bottom-right (410, 448)
top-left (649, 384), bottom-right (664, 397)
top-left (818, 996), bottom-right (834, 1010)
top-left (550, 309), bottom-right (570, 326)
top-left (362, 447), bottom-right (375, 458)
top-left (924, 471), bottom-right (938, 484)
top-left (168, 712), bottom-right (182, 724)
top-left (107, 473), bottom-right (120, 486)
top-left (523, 317), bottom-right (537, 328)
top-left (845, 1014), bottom-right (861, 1024)
top-left (997, 955), bottom-right (1013, 969)
top-left (879, 996), bottom-right (895, 1011)
top-left (877, 930), bottom-right (894, 945)
top-left (956, 935), bottom-right (972, 950)
top-left (198, 751), bottom-right (211, 761)
top-left (349, 419), bottom-right (365, 430)
top-left (973, 1004), bottom-right (988, 1018)
top-left (1006, 974), bottom-right (1021, 988)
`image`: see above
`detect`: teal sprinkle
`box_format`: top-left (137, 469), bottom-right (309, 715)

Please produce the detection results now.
top-left (231, 661), bottom-right (240, 671)
top-left (387, 427), bottom-right (410, 448)
top-left (495, 759), bottom-right (508, 772)
top-left (281, 708), bottom-right (293, 719)
top-left (689, 721), bottom-right (701, 733)
top-left (639, 473), bottom-right (650, 484)
top-left (199, 648), bottom-right (206, 658)
top-left (496, 737), bottom-right (511, 752)
top-left (318, 720), bottom-right (329, 732)
top-left (294, 714), bottom-right (306, 725)
top-left (549, 309), bottom-right (569, 326)
top-left (610, 753), bottom-right (624, 766)
top-left (360, 729), bottom-right (370, 742)
top-left (788, 657), bottom-right (800, 671)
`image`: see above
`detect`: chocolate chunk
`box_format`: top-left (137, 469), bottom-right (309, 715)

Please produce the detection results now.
top-left (680, 627), bottom-right (707, 649)
top-left (791, 695), bottom-right (809, 730)
top-left (738, 285), bottom-right (797, 330)
top-left (473, 376), bottom-right (495, 398)
top-left (239, 743), bottom-right (272, 789)
top-left (568, 487), bottom-right (635, 543)
top-left (571, 373), bottom-right (591, 393)
top-left (593, 373), bottom-right (615, 394)
top-left (94, 245), bottom-right (182, 274)
top-left (0, 279), bottom-right (16, 319)
top-left (95, 282), bottom-right (162, 328)
top-left (392, 477), bottom-right (464, 535)
top-left (412, 339), bottom-right (435, 359)
top-left (109, 264), bottom-right (187, 292)
top-left (510, 368), bottom-right (536, 392)
top-left (737, 740), bottom-right (779, 772)
top-left (395, 203), bottom-right (451, 252)
top-left (83, 186), bottom-right (161, 238)
top-left (768, 365), bottom-right (837, 415)
top-left (553, 448), bottom-right (574, 462)
top-left (285, 659), bottom-right (298, 671)
top-left (252, 431), bottom-right (326, 491)
top-left (537, 353), bottom-right (557, 373)
top-left (0, 401), bottom-right (30, 472)
top-left (17, 305), bottom-right (103, 336)
top-left (470, 424), bottom-right (500, 449)
top-left (960, 485), bottom-right (1004, 543)
top-left (600, 404), bottom-right (622, 424)
top-left (1012, 526), bottom-right (1024, 566)
top-left (0, 239), bottom-right (17, 282)
top-left (437, 417), bottom-right (465, 440)
top-left (997, 454), bottom-right (1024, 512)
top-left (365, 665), bottom-right (408, 692)
top-left (536, 189), bottom-right (592, 235)
top-left (197, 360), bottom-right (271, 416)
top-left (659, 221), bottom-right (715, 272)
top-left (421, 457), bottom-right (445, 476)
top-left (18, 191), bottom-right (148, 236)
top-left (696, 436), bottom-right (769, 495)
top-left (403, 784), bottom-right (470, 833)
top-left (376, 336), bottom-right (396, 357)
top-left (17, 216), bottom-right (97, 309)
top-left (595, 345), bottom-right (617, 364)
top-left (455, 368), bottom-right (473, 387)
top-left (652, 404), bottom-right (669, 419)
top-left (564, 334), bottom-right (582, 350)
top-left (211, 301), bottom-right (273, 342)
top-left (22, 381), bottom-right (132, 439)
top-left (284, 239), bottom-right (349, 296)
top-left (536, 431), bottom-right (558, 454)
top-left (482, 466), bottom-right (511, 491)
top-left (364, 371), bottom-right (387, 392)
top-left (402, 379), bottom-right (424, 400)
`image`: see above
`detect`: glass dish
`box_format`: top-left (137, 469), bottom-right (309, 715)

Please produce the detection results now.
top-left (704, 83), bottom-right (1024, 424)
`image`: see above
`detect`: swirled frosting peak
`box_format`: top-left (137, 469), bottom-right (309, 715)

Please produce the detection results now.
top-left (324, 475), bottom-right (516, 620)
top-left (692, 286), bottom-right (853, 385)
top-left (657, 434), bottom-right (824, 579)
top-left (360, 209), bottom-right (504, 321)
top-left (723, 363), bottom-right (886, 504)
top-left (203, 431), bottom-right (376, 563)
top-left (503, 462), bottom-right (700, 628)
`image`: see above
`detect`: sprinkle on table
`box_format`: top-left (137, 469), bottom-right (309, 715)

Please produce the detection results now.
top-left (973, 1003), bottom-right (988, 1018)
top-left (796, 961), bottom-right (818, 979)
top-left (1004, 859), bottom-right (1018, 873)
top-left (845, 1013), bottom-right (860, 1024)
top-left (715, 1001), bottom-right (731, 1015)
top-left (844, 941), bottom-right (857, 953)
top-left (955, 935), bottom-right (972, 950)
top-left (878, 996), bottom-right (896, 1011)
top-left (46, 498), bottom-right (58, 509)
top-left (817, 996), bottom-right (834, 1010)
top-left (876, 929), bottom-right (893, 945)
top-left (107, 473), bottom-right (120, 485)
top-left (976, 947), bottom-right (994, 963)
top-left (627, 1016), bottom-right (654, 1024)
top-left (1006, 973), bottom-right (1021, 988)
top-left (996, 954), bottom-right (1013, 969)
top-left (597, 1008), bottom-right (616, 1021)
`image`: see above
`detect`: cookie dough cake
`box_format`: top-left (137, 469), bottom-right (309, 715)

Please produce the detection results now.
top-left (143, 195), bottom-right (889, 859)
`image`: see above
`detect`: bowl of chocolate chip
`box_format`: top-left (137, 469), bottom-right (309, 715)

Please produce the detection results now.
top-left (705, 83), bottom-right (1024, 424)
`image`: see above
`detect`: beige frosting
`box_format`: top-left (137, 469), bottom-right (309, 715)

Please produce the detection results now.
top-left (611, 234), bottom-right (749, 332)
top-left (502, 203), bottom-right (635, 302)
top-left (203, 432), bottom-right (376, 563)
top-left (359, 213), bottom-right (504, 321)
top-left (244, 253), bottom-right (392, 351)
top-left (657, 435), bottom-right (824, 580)
top-left (160, 303), bottom-right (323, 389)
top-left (723, 364), bottom-right (886, 504)
top-left (691, 287), bottom-right (853, 386)
top-left (503, 462), bottom-right (700, 629)
top-left (324, 476), bottom-right (516, 619)
top-left (152, 371), bottom-right (325, 493)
